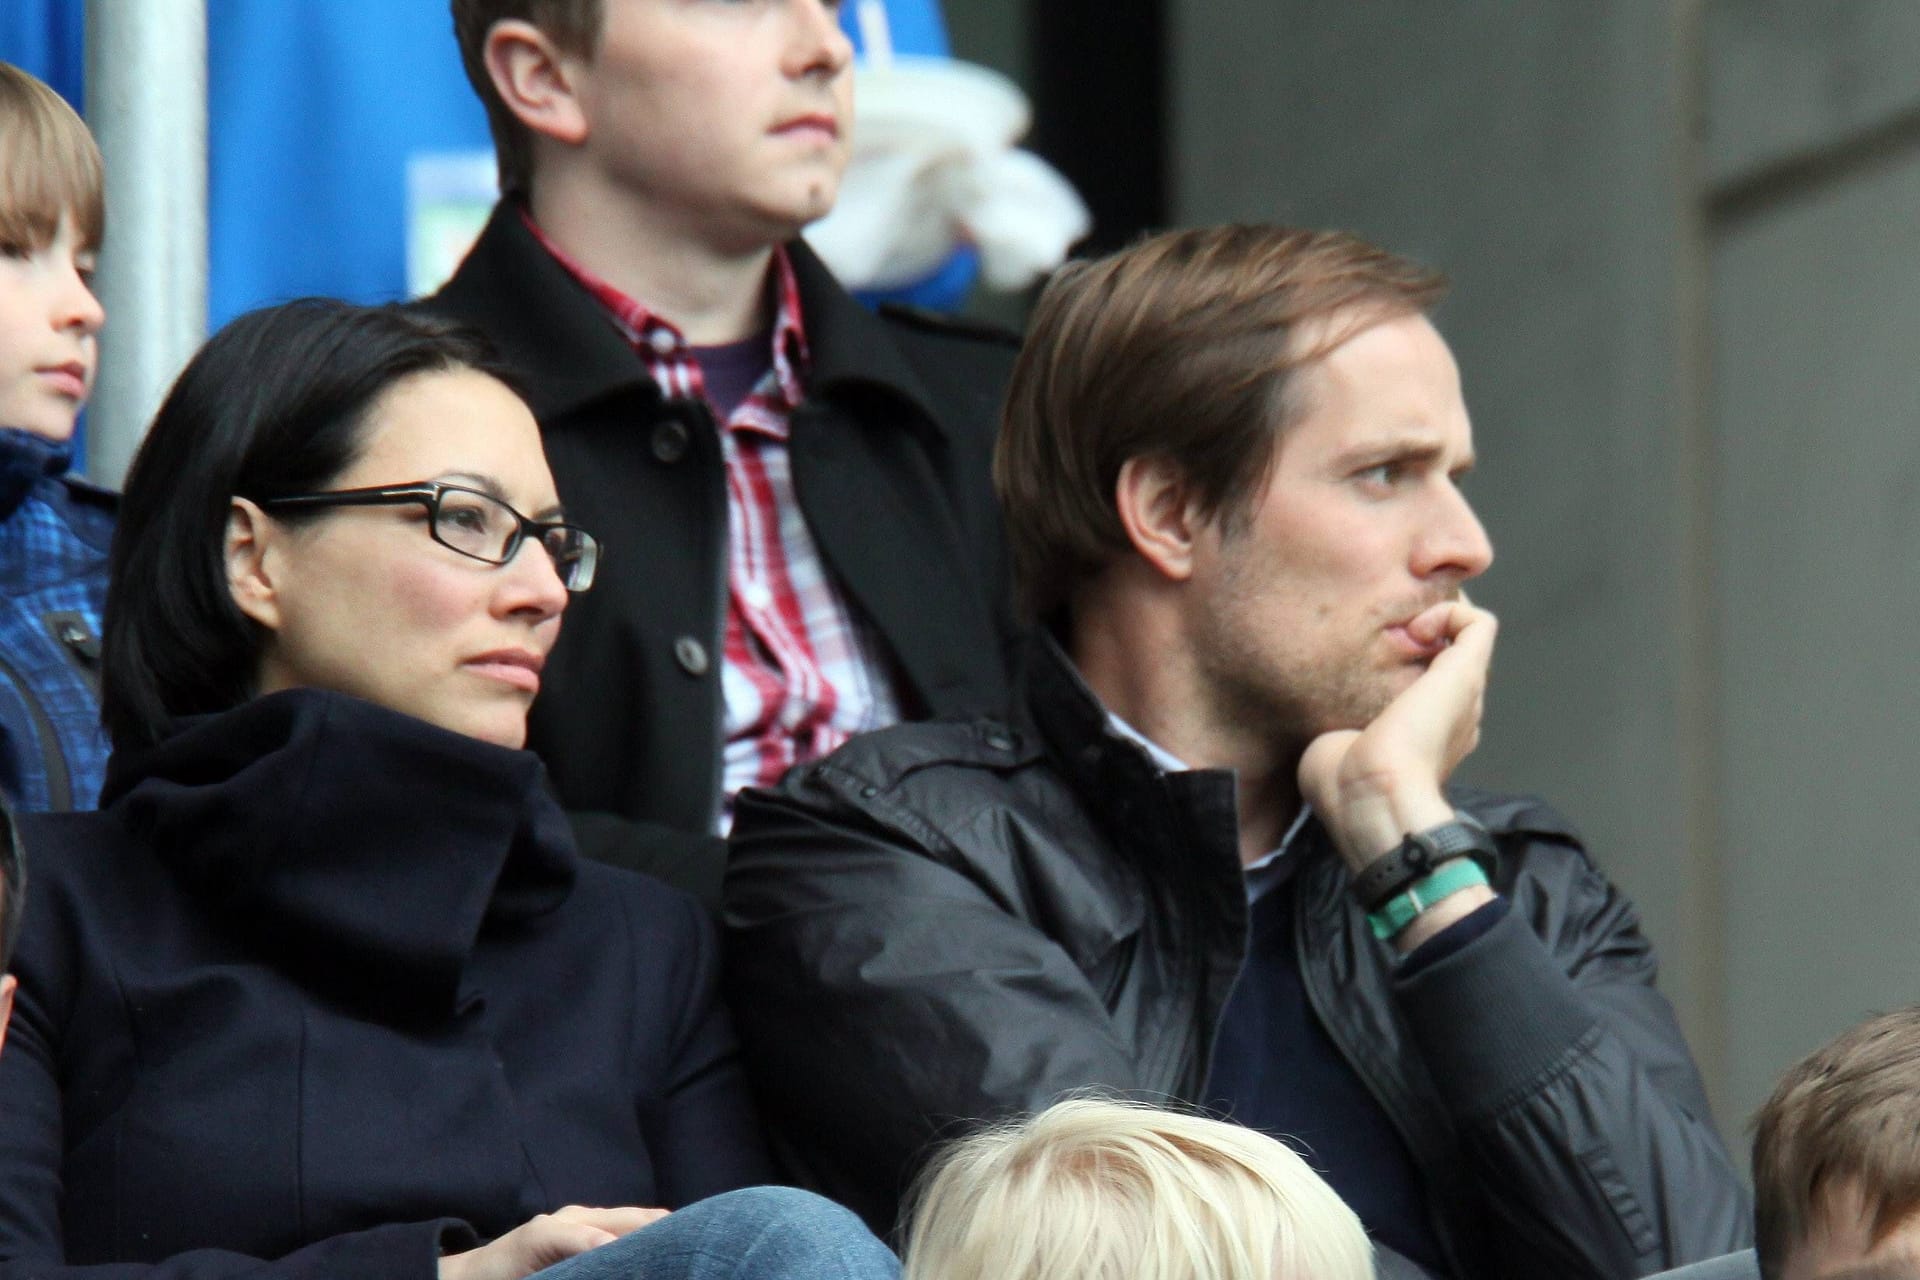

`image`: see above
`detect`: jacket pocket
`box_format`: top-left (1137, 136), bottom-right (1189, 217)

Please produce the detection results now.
top-left (1576, 1137), bottom-right (1660, 1260)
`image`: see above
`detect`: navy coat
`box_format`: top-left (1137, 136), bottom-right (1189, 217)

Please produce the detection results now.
top-left (0, 690), bottom-right (771, 1278)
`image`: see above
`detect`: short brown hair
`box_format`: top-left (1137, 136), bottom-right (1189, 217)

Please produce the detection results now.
top-left (994, 224), bottom-right (1447, 622)
top-left (1753, 1007), bottom-right (1920, 1278)
top-left (450, 0), bottom-right (602, 197)
top-left (0, 62), bottom-right (104, 252)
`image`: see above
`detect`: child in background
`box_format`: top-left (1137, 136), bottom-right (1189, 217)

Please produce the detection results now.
top-left (0, 61), bottom-right (111, 813)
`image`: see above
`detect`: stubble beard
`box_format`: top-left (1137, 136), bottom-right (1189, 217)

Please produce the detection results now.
top-left (1190, 594), bottom-right (1404, 757)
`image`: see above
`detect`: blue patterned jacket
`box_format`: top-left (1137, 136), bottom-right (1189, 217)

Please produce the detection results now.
top-left (0, 429), bottom-right (113, 812)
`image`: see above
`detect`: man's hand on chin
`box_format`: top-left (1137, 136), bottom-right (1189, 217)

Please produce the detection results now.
top-left (1298, 600), bottom-right (1499, 950)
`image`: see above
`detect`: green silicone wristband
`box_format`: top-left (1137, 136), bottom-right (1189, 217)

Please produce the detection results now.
top-left (1367, 856), bottom-right (1491, 941)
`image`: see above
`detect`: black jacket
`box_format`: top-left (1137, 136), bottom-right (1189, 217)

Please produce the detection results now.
top-left (724, 640), bottom-right (1751, 1278)
top-left (0, 691), bottom-right (771, 1279)
top-left (420, 206), bottom-right (1017, 904)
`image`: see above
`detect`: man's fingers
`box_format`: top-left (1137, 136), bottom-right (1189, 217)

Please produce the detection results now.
top-left (1409, 603), bottom-right (1497, 686)
top-left (1405, 598), bottom-right (1495, 647)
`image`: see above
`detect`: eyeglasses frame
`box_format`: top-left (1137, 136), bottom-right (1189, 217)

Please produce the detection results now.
top-left (255, 481), bottom-right (600, 592)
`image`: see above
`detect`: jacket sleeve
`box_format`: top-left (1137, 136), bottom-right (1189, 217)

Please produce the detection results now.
top-left (634, 886), bottom-right (776, 1205)
top-left (1390, 838), bottom-right (1752, 1279)
top-left (722, 776), bottom-right (1148, 1236)
top-left (0, 953), bottom-right (474, 1280)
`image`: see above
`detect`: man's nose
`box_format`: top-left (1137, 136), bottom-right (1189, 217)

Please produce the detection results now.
top-left (1417, 484), bottom-right (1494, 581)
top-left (787, 0), bottom-right (855, 78)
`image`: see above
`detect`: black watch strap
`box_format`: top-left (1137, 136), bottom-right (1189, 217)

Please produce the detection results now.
top-left (1349, 814), bottom-right (1497, 911)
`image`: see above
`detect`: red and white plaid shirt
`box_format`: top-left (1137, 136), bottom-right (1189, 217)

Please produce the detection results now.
top-left (526, 215), bottom-right (901, 832)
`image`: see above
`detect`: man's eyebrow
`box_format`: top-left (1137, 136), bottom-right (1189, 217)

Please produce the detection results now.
top-left (1332, 437), bottom-right (1461, 469)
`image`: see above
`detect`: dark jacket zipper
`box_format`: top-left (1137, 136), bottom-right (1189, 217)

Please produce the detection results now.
top-left (697, 401), bottom-right (730, 835)
top-left (0, 648), bottom-right (73, 811)
top-left (1294, 860), bottom-right (1470, 1279)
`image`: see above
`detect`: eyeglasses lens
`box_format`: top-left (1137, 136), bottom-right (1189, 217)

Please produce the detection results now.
top-left (543, 526), bottom-right (598, 592)
top-left (430, 487), bottom-right (598, 592)
top-left (434, 489), bottom-right (518, 561)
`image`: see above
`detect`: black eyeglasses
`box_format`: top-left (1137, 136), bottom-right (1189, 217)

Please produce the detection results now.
top-left (258, 482), bottom-right (601, 592)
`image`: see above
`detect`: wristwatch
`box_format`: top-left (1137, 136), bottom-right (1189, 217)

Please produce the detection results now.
top-left (1349, 813), bottom-right (1496, 911)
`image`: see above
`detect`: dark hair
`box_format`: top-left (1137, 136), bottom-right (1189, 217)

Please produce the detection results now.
top-left (101, 299), bottom-right (517, 750)
top-left (0, 794), bottom-right (23, 973)
top-left (450, 0), bottom-right (603, 197)
top-left (1753, 1006), bottom-right (1920, 1278)
top-left (994, 225), bottom-right (1448, 622)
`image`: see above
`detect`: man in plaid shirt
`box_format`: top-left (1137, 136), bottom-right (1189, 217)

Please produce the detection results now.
top-left (426, 1), bottom-right (1017, 904)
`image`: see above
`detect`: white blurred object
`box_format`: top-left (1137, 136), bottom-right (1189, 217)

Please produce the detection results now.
top-left (806, 55), bottom-right (1090, 294)
top-left (406, 150), bottom-right (498, 299)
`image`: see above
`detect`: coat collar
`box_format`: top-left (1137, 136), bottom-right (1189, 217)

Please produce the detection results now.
top-left (1019, 632), bottom-right (1245, 885)
top-left (104, 689), bottom-right (577, 1021)
top-left (786, 237), bottom-right (943, 437)
top-left (0, 427), bottom-right (74, 522)
top-left (430, 201), bottom-right (944, 438)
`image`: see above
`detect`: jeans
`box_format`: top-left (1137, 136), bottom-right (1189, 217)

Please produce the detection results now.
top-left (530, 1187), bottom-right (900, 1280)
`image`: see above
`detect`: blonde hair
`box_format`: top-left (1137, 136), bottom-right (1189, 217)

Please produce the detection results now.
top-left (901, 1098), bottom-right (1376, 1280)
top-left (0, 63), bottom-right (104, 252)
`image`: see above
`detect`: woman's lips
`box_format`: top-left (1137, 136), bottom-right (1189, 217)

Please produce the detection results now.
top-left (465, 652), bottom-right (543, 694)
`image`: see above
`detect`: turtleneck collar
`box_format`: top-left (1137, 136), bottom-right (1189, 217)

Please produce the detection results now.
top-left (103, 688), bottom-right (578, 1023)
top-left (0, 427), bottom-right (74, 520)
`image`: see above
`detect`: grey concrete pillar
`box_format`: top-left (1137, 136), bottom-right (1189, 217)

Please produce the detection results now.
top-left (82, 0), bottom-right (207, 487)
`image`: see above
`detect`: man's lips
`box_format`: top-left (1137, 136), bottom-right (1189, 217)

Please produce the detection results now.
top-left (1384, 601), bottom-right (1457, 660)
top-left (36, 363), bottom-right (89, 399)
top-left (1384, 623), bottom-right (1448, 661)
top-left (772, 113), bottom-right (841, 140)
top-left (465, 649), bottom-right (545, 694)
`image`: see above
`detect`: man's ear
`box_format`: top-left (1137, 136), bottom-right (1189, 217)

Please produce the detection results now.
top-left (226, 498), bottom-right (284, 633)
top-left (1114, 456), bottom-right (1204, 583)
top-left (483, 19), bottom-right (590, 147)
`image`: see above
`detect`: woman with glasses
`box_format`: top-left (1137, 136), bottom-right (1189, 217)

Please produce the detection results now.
top-left (0, 299), bottom-right (897, 1280)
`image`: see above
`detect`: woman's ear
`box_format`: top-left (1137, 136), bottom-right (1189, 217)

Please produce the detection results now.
top-left (1114, 456), bottom-right (1203, 583)
top-left (483, 19), bottom-right (591, 147)
top-left (225, 498), bottom-right (283, 632)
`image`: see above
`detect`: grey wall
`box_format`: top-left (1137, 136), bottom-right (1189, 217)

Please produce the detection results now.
top-left (1172, 0), bottom-right (1920, 1134)
top-left (1707, 3), bottom-right (1920, 1123)
top-left (1173, 0), bottom-right (1724, 1101)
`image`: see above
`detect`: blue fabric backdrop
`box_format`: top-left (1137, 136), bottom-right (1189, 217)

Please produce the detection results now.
top-left (0, 0), bottom-right (964, 333)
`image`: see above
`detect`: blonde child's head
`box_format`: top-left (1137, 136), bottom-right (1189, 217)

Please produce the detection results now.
top-left (902, 1098), bottom-right (1376, 1280)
